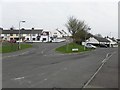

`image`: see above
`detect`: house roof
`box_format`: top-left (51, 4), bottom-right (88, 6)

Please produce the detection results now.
top-left (117, 39), bottom-right (120, 41)
top-left (0, 29), bottom-right (43, 34)
top-left (109, 38), bottom-right (116, 42)
top-left (105, 37), bottom-right (117, 42)
top-left (94, 36), bottom-right (110, 42)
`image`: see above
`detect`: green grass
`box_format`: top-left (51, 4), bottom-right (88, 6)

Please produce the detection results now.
top-left (55, 42), bottom-right (93, 53)
top-left (0, 42), bottom-right (32, 53)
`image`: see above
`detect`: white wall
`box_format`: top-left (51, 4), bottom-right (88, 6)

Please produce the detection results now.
top-left (40, 35), bottom-right (51, 42)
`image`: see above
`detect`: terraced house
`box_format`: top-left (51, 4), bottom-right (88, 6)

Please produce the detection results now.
top-left (0, 28), bottom-right (53, 42)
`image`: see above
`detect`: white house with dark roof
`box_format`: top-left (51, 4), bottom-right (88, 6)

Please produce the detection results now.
top-left (82, 36), bottom-right (110, 47)
top-left (0, 28), bottom-right (44, 42)
top-left (83, 36), bottom-right (118, 47)
top-left (105, 37), bottom-right (118, 47)
top-left (0, 28), bottom-right (65, 42)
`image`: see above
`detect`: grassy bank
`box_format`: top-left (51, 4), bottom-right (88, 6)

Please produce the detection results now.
top-left (55, 43), bottom-right (93, 53)
top-left (0, 42), bottom-right (32, 53)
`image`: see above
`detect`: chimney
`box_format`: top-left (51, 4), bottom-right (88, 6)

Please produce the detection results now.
top-left (0, 27), bottom-right (3, 30)
top-left (21, 28), bottom-right (25, 30)
top-left (32, 28), bottom-right (34, 30)
top-left (10, 27), bottom-right (14, 30)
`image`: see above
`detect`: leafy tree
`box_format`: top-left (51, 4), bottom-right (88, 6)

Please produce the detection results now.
top-left (65, 16), bottom-right (89, 43)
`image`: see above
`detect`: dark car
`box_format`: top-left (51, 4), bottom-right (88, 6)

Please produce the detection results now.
top-left (99, 44), bottom-right (108, 48)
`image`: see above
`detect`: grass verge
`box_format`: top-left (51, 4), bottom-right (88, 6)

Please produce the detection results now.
top-left (55, 42), bottom-right (93, 53)
top-left (0, 42), bottom-right (32, 53)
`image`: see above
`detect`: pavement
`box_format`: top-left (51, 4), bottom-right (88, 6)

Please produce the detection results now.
top-left (2, 42), bottom-right (118, 88)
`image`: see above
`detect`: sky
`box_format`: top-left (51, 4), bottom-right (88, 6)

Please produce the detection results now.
top-left (0, 0), bottom-right (119, 38)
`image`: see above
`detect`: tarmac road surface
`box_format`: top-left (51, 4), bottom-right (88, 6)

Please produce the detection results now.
top-left (2, 43), bottom-right (118, 88)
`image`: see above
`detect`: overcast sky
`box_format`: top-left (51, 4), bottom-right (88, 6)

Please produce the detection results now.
top-left (1, 0), bottom-right (118, 38)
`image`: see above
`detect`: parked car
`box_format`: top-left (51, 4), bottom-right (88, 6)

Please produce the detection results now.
top-left (99, 44), bottom-right (108, 48)
top-left (85, 44), bottom-right (97, 49)
top-left (9, 39), bottom-right (16, 43)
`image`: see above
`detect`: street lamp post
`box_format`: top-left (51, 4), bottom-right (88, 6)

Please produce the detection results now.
top-left (18, 20), bottom-right (25, 50)
top-left (84, 27), bottom-right (91, 51)
top-left (62, 30), bottom-right (69, 52)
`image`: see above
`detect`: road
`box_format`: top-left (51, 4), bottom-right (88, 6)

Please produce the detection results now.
top-left (2, 43), bottom-right (118, 88)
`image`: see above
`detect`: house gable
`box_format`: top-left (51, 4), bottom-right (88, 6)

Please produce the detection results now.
top-left (86, 37), bottom-right (99, 44)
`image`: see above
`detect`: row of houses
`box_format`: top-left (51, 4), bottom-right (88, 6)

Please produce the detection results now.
top-left (0, 28), bottom-right (63, 42)
top-left (82, 36), bottom-right (118, 47)
top-left (0, 28), bottom-right (118, 47)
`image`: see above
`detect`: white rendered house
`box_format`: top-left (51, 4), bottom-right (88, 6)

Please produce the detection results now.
top-left (82, 36), bottom-right (110, 47)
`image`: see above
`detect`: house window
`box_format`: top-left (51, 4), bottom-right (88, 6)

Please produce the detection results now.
top-left (14, 38), bottom-right (19, 41)
top-left (7, 34), bottom-right (10, 36)
top-left (43, 38), bottom-right (46, 41)
top-left (32, 38), bottom-right (35, 41)
top-left (10, 38), bottom-right (13, 40)
top-left (37, 38), bottom-right (40, 41)
top-left (37, 36), bottom-right (40, 41)
top-left (32, 34), bottom-right (36, 36)
top-left (27, 38), bottom-right (29, 40)
top-left (10, 34), bottom-right (13, 36)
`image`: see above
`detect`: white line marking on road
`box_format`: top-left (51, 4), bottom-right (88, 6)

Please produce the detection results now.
top-left (101, 53), bottom-right (110, 63)
top-left (13, 77), bottom-right (25, 80)
top-left (102, 59), bottom-right (107, 63)
top-left (83, 51), bottom-right (116, 88)
top-left (12, 77), bottom-right (32, 85)
top-left (102, 52), bottom-right (116, 63)
top-left (83, 63), bottom-right (105, 88)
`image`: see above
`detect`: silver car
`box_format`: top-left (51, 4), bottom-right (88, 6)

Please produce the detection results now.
top-left (85, 44), bottom-right (97, 49)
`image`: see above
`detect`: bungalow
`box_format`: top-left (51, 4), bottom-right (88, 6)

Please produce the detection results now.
top-left (105, 37), bottom-right (118, 47)
top-left (82, 36), bottom-right (110, 47)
